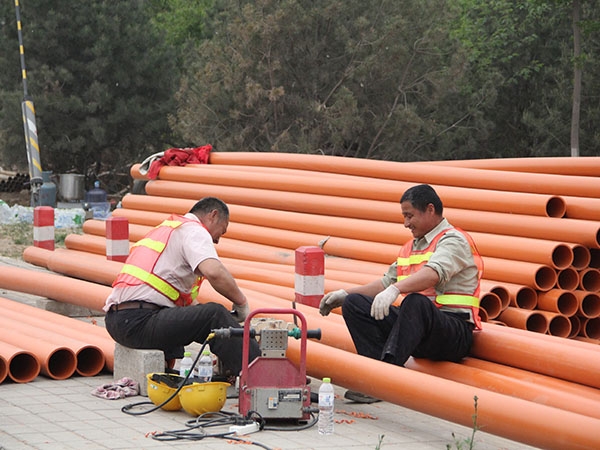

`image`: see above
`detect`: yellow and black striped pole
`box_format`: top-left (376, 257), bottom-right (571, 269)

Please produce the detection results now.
top-left (15, 0), bottom-right (43, 205)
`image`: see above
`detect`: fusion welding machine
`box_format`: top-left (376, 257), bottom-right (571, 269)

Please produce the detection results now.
top-left (213, 308), bottom-right (321, 421)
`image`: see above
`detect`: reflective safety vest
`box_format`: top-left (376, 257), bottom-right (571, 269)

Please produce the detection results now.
top-left (112, 215), bottom-right (204, 307)
top-left (397, 227), bottom-right (484, 329)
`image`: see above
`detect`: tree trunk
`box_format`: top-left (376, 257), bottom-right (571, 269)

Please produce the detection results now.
top-left (570, 0), bottom-right (581, 157)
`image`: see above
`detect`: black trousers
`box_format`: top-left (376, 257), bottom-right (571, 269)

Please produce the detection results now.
top-left (342, 293), bottom-right (473, 367)
top-left (105, 302), bottom-right (260, 377)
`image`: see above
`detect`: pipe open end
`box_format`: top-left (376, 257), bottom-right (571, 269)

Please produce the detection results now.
top-left (489, 286), bottom-right (510, 310)
top-left (526, 313), bottom-right (548, 334)
top-left (515, 286), bottom-right (538, 310)
top-left (579, 293), bottom-right (600, 319)
top-left (579, 268), bottom-right (600, 292)
top-left (571, 245), bottom-right (592, 270)
top-left (546, 196), bottom-right (566, 218)
top-left (556, 268), bottom-right (578, 291)
top-left (0, 356), bottom-right (8, 384)
top-left (479, 293), bottom-right (502, 320)
top-left (8, 351), bottom-right (40, 383)
top-left (546, 314), bottom-right (571, 338)
top-left (75, 346), bottom-right (106, 377)
top-left (568, 315), bottom-right (581, 338)
top-left (580, 317), bottom-right (600, 340)
top-left (556, 291), bottom-right (578, 317)
top-left (551, 245), bottom-right (574, 270)
top-left (46, 348), bottom-right (77, 380)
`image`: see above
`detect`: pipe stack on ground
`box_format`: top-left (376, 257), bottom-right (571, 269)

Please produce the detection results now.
top-left (1, 152), bottom-right (600, 449)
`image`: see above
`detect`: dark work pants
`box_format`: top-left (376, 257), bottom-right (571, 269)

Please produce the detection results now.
top-left (105, 302), bottom-right (260, 377)
top-left (342, 293), bottom-right (474, 367)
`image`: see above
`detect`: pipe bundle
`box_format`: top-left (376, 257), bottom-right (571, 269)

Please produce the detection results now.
top-left (1, 152), bottom-right (600, 449)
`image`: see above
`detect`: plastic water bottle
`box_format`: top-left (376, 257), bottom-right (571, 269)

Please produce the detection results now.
top-left (179, 351), bottom-right (194, 378)
top-left (196, 349), bottom-right (213, 382)
top-left (318, 377), bottom-right (335, 435)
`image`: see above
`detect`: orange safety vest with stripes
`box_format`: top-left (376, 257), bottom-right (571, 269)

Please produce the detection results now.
top-left (112, 215), bottom-right (204, 307)
top-left (397, 227), bottom-right (484, 330)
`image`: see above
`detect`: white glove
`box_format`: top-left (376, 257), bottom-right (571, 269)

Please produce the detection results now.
top-left (370, 285), bottom-right (400, 320)
top-left (232, 303), bottom-right (250, 323)
top-left (319, 289), bottom-right (348, 316)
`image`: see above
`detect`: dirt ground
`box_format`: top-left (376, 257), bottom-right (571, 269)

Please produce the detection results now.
top-left (0, 189), bottom-right (77, 258)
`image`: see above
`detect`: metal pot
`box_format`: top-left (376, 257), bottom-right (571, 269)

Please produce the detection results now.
top-left (58, 174), bottom-right (85, 202)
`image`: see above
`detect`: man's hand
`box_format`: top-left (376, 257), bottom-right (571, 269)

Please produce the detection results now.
top-left (231, 303), bottom-right (250, 323)
top-left (319, 289), bottom-right (348, 316)
top-left (370, 285), bottom-right (400, 320)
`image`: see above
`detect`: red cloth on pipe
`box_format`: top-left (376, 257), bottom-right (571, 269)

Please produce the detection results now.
top-left (147, 145), bottom-right (212, 179)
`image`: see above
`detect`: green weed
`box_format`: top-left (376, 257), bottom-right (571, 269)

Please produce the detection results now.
top-left (446, 395), bottom-right (480, 450)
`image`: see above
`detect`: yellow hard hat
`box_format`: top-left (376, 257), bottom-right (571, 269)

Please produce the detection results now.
top-left (178, 381), bottom-right (229, 416)
top-left (146, 373), bottom-right (183, 411)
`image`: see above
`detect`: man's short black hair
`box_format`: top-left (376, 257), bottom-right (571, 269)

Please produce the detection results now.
top-left (189, 197), bottom-right (229, 220)
top-left (400, 184), bottom-right (443, 215)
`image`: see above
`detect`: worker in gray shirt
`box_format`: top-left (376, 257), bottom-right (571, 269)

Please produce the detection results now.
top-left (319, 184), bottom-right (483, 403)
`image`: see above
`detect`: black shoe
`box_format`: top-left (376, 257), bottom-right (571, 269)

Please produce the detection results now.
top-left (344, 390), bottom-right (381, 404)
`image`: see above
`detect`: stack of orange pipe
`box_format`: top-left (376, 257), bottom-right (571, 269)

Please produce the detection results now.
top-left (1, 152), bottom-right (600, 448)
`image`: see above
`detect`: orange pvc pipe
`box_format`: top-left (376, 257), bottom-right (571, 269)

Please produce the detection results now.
top-left (422, 156), bottom-right (600, 177)
top-left (127, 186), bottom-right (408, 223)
top-left (405, 357), bottom-right (600, 420)
top-left (569, 243), bottom-right (592, 270)
top-left (488, 280), bottom-right (538, 309)
top-left (536, 289), bottom-right (579, 316)
top-left (579, 317), bottom-right (600, 339)
top-left (563, 195), bottom-right (600, 221)
top-left (0, 341), bottom-right (39, 383)
top-left (0, 296), bottom-right (115, 372)
top-left (286, 339), bottom-right (600, 450)
top-left (144, 177), bottom-right (600, 247)
top-left (569, 315), bottom-right (582, 338)
top-left (556, 267), bottom-right (580, 291)
top-left (41, 247), bottom-right (123, 286)
top-left (535, 311), bottom-right (572, 337)
top-left (478, 292), bottom-right (503, 320)
top-left (208, 151), bottom-right (600, 199)
top-left (482, 321), bottom-right (600, 352)
top-left (0, 315), bottom-right (102, 377)
top-left (132, 163), bottom-right (567, 217)
top-left (83, 217), bottom-right (400, 265)
top-left (0, 265), bottom-right (110, 311)
top-left (479, 281), bottom-right (510, 310)
top-left (496, 307), bottom-right (548, 334)
top-left (573, 290), bottom-right (600, 318)
top-left (0, 354), bottom-right (6, 384)
top-left (481, 257), bottom-right (557, 291)
top-left (10, 243), bottom-right (600, 442)
top-left (579, 267), bottom-right (600, 292)
top-left (462, 356), bottom-right (600, 402)
top-left (121, 192), bottom-right (576, 268)
top-left (65, 233), bottom-right (109, 255)
top-left (0, 307), bottom-right (106, 376)
top-left (472, 324), bottom-right (600, 389)
top-left (0, 326), bottom-right (76, 380)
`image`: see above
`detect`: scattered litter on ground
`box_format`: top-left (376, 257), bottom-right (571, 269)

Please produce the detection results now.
top-left (0, 199), bottom-right (85, 228)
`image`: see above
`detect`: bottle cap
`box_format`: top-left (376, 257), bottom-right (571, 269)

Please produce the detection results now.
top-left (202, 349), bottom-right (211, 355)
top-left (323, 377), bottom-right (331, 383)
top-left (184, 351), bottom-right (191, 357)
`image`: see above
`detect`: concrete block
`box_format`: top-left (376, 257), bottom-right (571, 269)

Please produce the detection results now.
top-left (113, 343), bottom-right (165, 396)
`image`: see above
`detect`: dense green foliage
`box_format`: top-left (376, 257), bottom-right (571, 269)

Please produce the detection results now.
top-left (0, 0), bottom-right (178, 192)
top-left (0, 0), bottom-right (598, 190)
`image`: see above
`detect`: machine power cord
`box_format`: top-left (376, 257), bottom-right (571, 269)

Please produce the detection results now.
top-left (120, 340), bottom-right (211, 416)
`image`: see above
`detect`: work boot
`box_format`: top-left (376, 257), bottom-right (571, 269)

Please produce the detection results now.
top-left (344, 390), bottom-right (381, 404)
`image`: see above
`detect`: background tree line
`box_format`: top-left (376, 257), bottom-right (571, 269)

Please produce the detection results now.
top-left (0, 0), bottom-right (598, 193)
